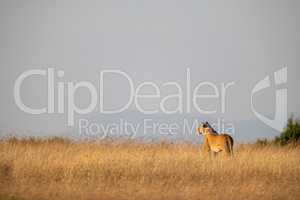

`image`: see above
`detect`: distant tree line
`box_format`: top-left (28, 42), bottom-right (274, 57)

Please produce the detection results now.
top-left (255, 116), bottom-right (300, 146)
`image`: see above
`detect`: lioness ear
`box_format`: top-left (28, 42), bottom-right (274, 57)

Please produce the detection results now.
top-left (205, 121), bottom-right (209, 125)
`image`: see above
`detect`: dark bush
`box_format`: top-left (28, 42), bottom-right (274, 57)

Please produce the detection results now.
top-left (275, 117), bottom-right (300, 145)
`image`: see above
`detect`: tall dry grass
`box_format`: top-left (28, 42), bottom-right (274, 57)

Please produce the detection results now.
top-left (0, 137), bottom-right (299, 200)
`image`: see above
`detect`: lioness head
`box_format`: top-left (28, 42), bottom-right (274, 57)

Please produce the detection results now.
top-left (197, 122), bottom-right (209, 135)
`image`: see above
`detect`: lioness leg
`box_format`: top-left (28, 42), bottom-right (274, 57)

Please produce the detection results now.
top-left (223, 139), bottom-right (232, 157)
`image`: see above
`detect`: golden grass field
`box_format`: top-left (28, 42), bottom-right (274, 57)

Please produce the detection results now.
top-left (0, 137), bottom-right (299, 200)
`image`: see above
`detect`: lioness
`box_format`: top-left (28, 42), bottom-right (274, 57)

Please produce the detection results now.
top-left (197, 122), bottom-right (234, 156)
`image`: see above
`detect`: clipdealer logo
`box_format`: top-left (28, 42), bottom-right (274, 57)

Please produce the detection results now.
top-left (13, 67), bottom-right (287, 133)
top-left (13, 68), bottom-right (234, 126)
top-left (251, 67), bottom-right (287, 131)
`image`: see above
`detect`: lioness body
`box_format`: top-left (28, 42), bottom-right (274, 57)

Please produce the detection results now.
top-left (202, 133), bottom-right (233, 155)
top-left (197, 122), bottom-right (234, 156)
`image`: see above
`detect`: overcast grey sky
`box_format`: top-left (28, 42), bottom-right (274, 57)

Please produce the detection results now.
top-left (0, 0), bottom-right (299, 141)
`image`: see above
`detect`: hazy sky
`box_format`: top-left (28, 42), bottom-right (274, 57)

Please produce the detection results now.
top-left (0, 0), bottom-right (299, 140)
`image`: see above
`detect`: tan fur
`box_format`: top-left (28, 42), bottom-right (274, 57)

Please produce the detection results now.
top-left (197, 123), bottom-right (234, 157)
